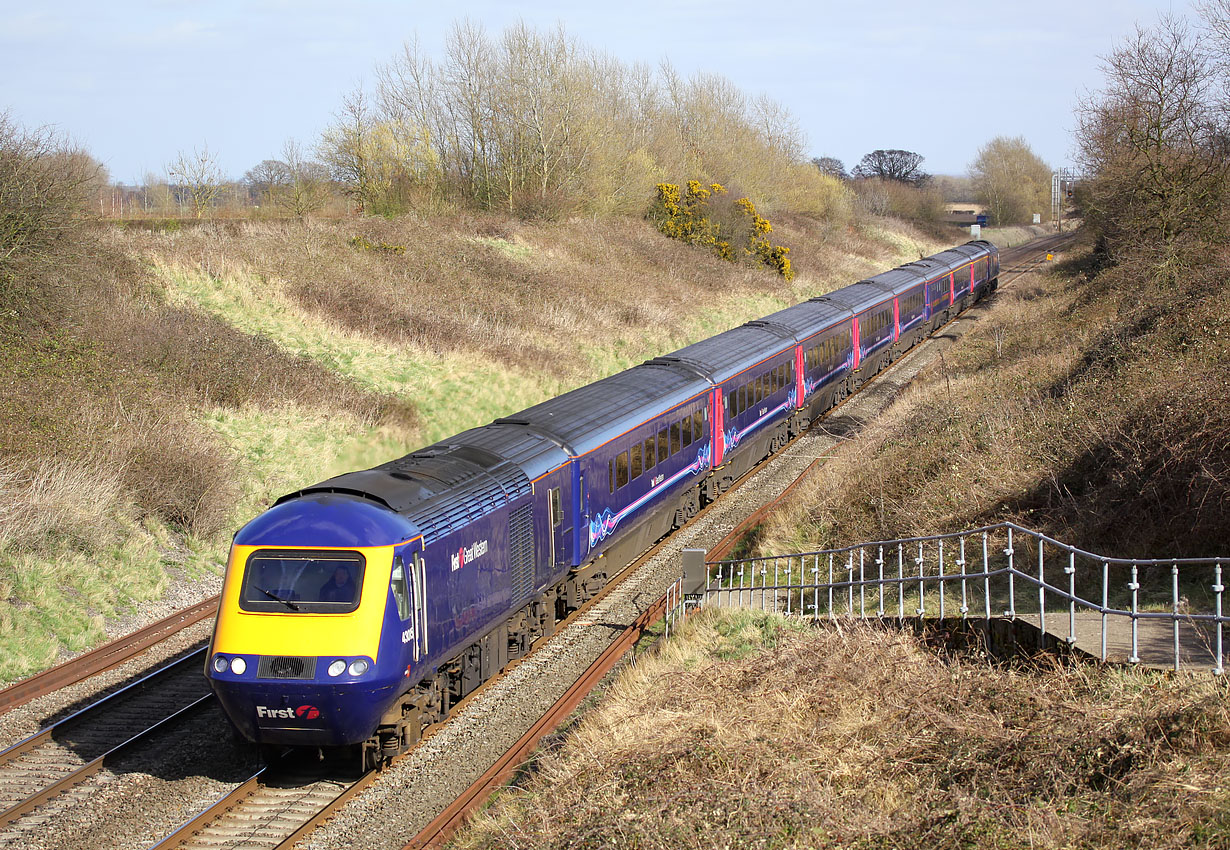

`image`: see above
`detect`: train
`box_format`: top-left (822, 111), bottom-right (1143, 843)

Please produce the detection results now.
top-left (205, 240), bottom-right (1000, 766)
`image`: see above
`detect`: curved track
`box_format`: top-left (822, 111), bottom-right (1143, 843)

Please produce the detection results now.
top-left (405, 230), bottom-right (1080, 848)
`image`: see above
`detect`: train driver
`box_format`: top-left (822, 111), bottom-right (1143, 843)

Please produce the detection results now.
top-left (318, 564), bottom-right (358, 603)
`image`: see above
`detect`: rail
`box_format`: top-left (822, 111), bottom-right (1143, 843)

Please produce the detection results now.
top-left (674, 521), bottom-right (1227, 674)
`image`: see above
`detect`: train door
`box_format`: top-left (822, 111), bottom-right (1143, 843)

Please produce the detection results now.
top-left (851, 316), bottom-right (862, 370)
top-left (391, 552), bottom-right (428, 662)
top-left (542, 467), bottom-right (572, 575)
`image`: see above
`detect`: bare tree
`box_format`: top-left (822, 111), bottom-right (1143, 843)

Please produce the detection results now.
top-left (167, 146), bottom-right (223, 219)
top-left (1076, 15), bottom-right (1230, 259)
top-left (853, 149), bottom-right (929, 185)
top-left (811, 156), bottom-right (847, 179)
top-left (320, 87), bottom-right (382, 213)
top-left (244, 159), bottom-right (290, 206)
top-left (278, 140), bottom-right (331, 218)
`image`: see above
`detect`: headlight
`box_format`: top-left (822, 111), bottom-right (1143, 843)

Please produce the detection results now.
top-left (348, 659), bottom-right (370, 676)
top-left (230, 657), bottom-right (247, 675)
top-left (212, 655), bottom-right (228, 673)
top-left (328, 659), bottom-right (346, 677)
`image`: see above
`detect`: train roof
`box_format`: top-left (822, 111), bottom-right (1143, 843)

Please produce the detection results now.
top-left (493, 362), bottom-right (711, 458)
top-left (276, 439), bottom-right (536, 546)
top-left (815, 281), bottom-right (895, 313)
top-left (932, 240), bottom-right (996, 270)
top-left (860, 266), bottom-right (928, 296)
top-left (652, 322), bottom-right (798, 385)
top-left (756, 298), bottom-right (852, 343)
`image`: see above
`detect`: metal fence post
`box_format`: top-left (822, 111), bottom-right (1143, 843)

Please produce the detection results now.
top-left (877, 545), bottom-right (885, 618)
top-left (898, 542), bottom-right (905, 621)
top-left (1214, 563), bottom-right (1224, 676)
top-left (958, 536), bottom-right (968, 619)
top-left (859, 548), bottom-right (866, 618)
top-left (1005, 527), bottom-right (1016, 619)
top-left (915, 541), bottom-right (925, 617)
top-left (938, 539), bottom-right (946, 620)
top-left (1038, 538), bottom-right (1046, 636)
top-left (846, 552), bottom-right (854, 617)
top-left (1065, 551), bottom-right (1076, 646)
top-left (828, 553), bottom-right (834, 621)
top-left (1129, 563), bottom-right (1141, 665)
top-left (983, 533), bottom-right (991, 620)
top-left (1107, 560), bottom-right (1116, 669)
top-left (1172, 563), bottom-right (1181, 672)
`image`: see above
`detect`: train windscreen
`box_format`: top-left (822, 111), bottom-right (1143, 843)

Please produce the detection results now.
top-left (238, 550), bottom-right (366, 614)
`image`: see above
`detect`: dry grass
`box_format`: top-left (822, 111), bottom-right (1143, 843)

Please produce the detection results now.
top-left (453, 609), bottom-right (1230, 850)
top-left (117, 215), bottom-right (945, 379)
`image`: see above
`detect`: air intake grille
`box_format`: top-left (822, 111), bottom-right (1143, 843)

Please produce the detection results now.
top-left (509, 503), bottom-right (535, 602)
top-left (257, 655), bottom-right (317, 679)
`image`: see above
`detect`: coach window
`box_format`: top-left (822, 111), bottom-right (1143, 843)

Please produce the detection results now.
top-left (631, 443), bottom-right (642, 480)
top-left (608, 459), bottom-right (614, 494)
top-left (615, 451), bottom-right (629, 489)
top-left (734, 383), bottom-right (743, 414)
top-left (644, 435), bottom-right (656, 471)
top-left (681, 414), bottom-right (692, 447)
top-left (670, 421), bottom-right (681, 455)
top-left (658, 426), bottom-right (669, 462)
top-left (692, 410), bottom-right (704, 441)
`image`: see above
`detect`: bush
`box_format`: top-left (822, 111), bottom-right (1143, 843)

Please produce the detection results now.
top-left (0, 112), bottom-right (102, 274)
top-left (649, 182), bottom-right (795, 280)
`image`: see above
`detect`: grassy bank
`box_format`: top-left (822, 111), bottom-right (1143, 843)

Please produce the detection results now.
top-left (452, 609), bottom-right (1230, 849)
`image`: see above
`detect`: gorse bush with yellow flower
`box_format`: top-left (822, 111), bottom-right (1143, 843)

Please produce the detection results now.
top-left (649, 182), bottom-right (794, 281)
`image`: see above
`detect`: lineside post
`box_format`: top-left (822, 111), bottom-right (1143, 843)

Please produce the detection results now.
top-left (682, 548), bottom-right (708, 595)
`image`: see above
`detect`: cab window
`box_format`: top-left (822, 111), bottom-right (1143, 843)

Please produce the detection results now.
top-left (240, 550), bottom-right (366, 614)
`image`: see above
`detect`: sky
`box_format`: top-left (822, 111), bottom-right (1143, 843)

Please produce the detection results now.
top-left (0, 0), bottom-right (1201, 185)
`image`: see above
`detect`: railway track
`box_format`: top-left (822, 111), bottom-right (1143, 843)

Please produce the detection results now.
top-left (147, 432), bottom-right (781, 849)
top-left (0, 649), bottom-right (212, 842)
top-left (151, 231), bottom-right (1082, 850)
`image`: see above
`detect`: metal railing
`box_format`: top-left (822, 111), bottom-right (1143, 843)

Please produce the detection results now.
top-left (671, 522), bottom-right (1227, 674)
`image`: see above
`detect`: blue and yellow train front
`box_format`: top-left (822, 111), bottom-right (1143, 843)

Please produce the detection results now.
top-left (205, 493), bottom-right (420, 747)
